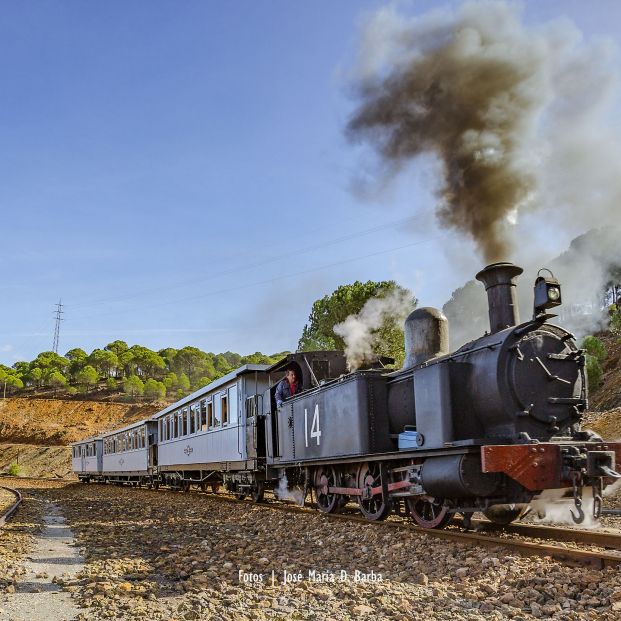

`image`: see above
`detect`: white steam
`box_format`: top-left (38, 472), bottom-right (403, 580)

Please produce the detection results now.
top-left (334, 289), bottom-right (414, 371)
top-left (275, 473), bottom-right (305, 506)
top-left (529, 488), bottom-right (598, 529)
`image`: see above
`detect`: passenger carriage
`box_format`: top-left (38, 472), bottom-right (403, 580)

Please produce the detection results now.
top-left (152, 364), bottom-right (271, 497)
top-left (71, 437), bottom-right (103, 482)
top-left (101, 419), bottom-right (158, 484)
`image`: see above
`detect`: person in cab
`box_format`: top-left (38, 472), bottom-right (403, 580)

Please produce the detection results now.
top-left (276, 368), bottom-right (302, 408)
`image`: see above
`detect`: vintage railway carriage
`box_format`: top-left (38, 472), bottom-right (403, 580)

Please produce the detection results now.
top-left (101, 419), bottom-right (158, 483)
top-left (152, 364), bottom-right (272, 497)
top-left (71, 437), bottom-right (103, 482)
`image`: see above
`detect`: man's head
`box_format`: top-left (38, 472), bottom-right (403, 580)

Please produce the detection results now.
top-left (286, 369), bottom-right (297, 383)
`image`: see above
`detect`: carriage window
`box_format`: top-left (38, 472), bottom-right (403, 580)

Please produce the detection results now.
top-left (228, 385), bottom-right (238, 425)
top-left (200, 400), bottom-right (207, 431)
top-left (221, 394), bottom-right (228, 426)
top-left (207, 400), bottom-right (214, 428)
top-left (142, 427), bottom-right (146, 448)
top-left (173, 413), bottom-right (179, 438)
top-left (195, 406), bottom-right (200, 433)
top-left (214, 397), bottom-right (222, 428)
top-left (189, 405), bottom-right (196, 434)
top-left (182, 408), bottom-right (188, 435)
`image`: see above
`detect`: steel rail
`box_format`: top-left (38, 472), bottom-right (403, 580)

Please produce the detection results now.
top-left (454, 517), bottom-right (621, 551)
top-left (0, 486), bottom-right (22, 527)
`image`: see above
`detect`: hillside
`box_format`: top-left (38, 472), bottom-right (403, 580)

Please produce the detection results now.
top-left (589, 332), bottom-right (621, 412)
top-left (0, 397), bottom-right (160, 445)
top-left (0, 443), bottom-right (72, 478)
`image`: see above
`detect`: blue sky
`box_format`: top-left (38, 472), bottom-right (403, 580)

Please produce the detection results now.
top-left (2, 1), bottom-right (620, 364)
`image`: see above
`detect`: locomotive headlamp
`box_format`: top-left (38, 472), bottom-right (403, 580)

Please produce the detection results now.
top-left (547, 286), bottom-right (561, 302)
top-left (534, 269), bottom-right (562, 317)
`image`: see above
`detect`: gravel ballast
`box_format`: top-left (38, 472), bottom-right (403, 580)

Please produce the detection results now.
top-left (0, 480), bottom-right (620, 620)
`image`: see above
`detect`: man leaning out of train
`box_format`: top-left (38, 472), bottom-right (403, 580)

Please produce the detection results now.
top-left (276, 368), bottom-right (302, 408)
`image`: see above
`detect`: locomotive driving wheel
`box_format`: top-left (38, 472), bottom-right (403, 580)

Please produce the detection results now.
top-left (314, 466), bottom-right (340, 513)
top-left (407, 496), bottom-right (452, 529)
top-left (356, 462), bottom-right (390, 521)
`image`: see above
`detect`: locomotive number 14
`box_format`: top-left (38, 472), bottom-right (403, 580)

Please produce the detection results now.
top-left (304, 405), bottom-right (322, 447)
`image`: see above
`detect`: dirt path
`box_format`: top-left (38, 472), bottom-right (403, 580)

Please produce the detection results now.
top-left (0, 501), bottom-right (84, 621)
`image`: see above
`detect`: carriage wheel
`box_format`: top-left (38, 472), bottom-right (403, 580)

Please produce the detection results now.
top-left (407, 496), bottom-right (451, 529)
top-left (314, 467), bottom-right (340, 513)
top-left (251, 482), bottom-right (264, 503)
top-left (356, 462), bottom-right (390, 521)
top-left (211, 482), bottom-right (220, 494)
top-left (235, 493), bottom-right (247, 501)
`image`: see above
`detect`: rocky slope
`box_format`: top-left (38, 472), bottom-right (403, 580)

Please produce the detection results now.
top-left (0, 444), bottom-right (72, 478)
top-left (0, 398), bottom-right (160, 446)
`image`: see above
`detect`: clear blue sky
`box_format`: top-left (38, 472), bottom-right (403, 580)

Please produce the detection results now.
top-left (1, 1), bottom-right (620, 364)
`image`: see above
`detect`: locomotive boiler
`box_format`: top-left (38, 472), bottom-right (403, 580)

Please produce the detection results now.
top-left (268, 262), bottom-right (621, 527)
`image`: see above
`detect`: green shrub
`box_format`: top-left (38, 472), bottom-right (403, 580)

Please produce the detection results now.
top-left (581, 336), bottom-right (607, 362)
top-left (106, 377), bottom-right (117, 390)
top-left (8, 462), bottom-right (20, 476)
top-left (585, 355), bottom-right (603, 391)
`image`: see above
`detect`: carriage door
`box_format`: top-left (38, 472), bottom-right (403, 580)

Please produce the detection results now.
top-left (245, 395), bottom-right (265, 459)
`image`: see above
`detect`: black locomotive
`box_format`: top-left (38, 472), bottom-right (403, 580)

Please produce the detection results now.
top-left (262, 262), bottom-right (620, 527)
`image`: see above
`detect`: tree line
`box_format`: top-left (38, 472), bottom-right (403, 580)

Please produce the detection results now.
top-left (0, 279), bottom-right (416, 402)
top-left (0, 342), bottom-right (287, 401)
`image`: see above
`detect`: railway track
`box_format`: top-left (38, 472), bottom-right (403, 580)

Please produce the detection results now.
top-left (0, 486), bottom-right (22, 527)
top-left (207, 494), bottom-right (621, 569)
top-left (4, 475), bottom-right (621, 568)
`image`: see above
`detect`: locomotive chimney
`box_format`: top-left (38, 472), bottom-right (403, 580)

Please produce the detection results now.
top-left (402, 307), bottom-right (449, 369)
top-left (476, 262), bottom-right (524, 334)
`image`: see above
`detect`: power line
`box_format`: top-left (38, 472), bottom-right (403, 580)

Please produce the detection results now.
top-left (68, 213), bottom-right (431, 312)
top-left (66, 235), bottom-right (447, 323)
top-left (52, 300), bottom-right (64, 354)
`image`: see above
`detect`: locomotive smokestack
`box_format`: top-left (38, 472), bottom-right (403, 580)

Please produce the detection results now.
top-left (476, 262), bottom-right (524, 334)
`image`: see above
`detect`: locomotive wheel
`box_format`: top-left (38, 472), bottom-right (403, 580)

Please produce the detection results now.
top-left (251, 482), bottom-right (264, 504)
top-left (314, 467), bottom-right (340, 513)
top-left (356, 462), bottom-right (390, 521)
top-left (407, 496), bottom-right (452, 529)
top-left (483, 504), bottom-right (526, 525)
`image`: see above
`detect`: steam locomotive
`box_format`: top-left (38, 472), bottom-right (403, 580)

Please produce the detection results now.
top-left (72, 262), bottom-right (621, 528)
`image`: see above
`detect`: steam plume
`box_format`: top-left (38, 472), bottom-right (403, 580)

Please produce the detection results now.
top-left (347, 1), bottom-right (621, 262)
top-left (334, 289), bottom-right (413, 371)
